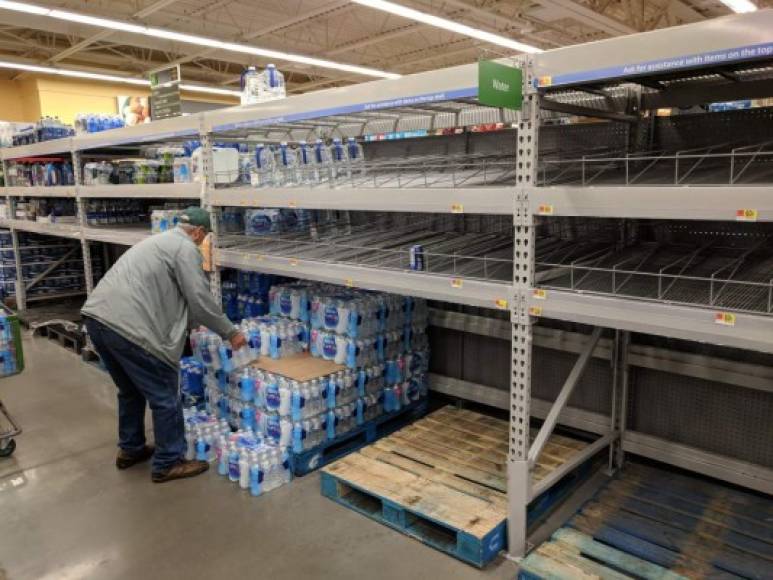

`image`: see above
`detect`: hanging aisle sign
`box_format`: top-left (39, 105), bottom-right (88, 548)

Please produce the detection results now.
top-left (478, 61), bottom-right (523, 111)
top-left (149, 65), bottom-right (182, 120)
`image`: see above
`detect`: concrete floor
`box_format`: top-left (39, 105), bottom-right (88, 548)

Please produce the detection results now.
top-left (0, 334), bottom-right (607, 580)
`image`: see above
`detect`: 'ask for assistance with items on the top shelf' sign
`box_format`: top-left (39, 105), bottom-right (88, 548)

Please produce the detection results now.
top-left (478, 61), bottom-right (523, 111)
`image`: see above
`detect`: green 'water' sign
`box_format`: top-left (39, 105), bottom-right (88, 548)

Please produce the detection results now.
top-left (478, 61), bottom-right (523, 110)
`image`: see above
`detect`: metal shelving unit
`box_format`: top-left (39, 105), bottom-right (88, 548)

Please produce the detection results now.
top-left (514, 10), bottom-right (773, 554)
top-left (0, 10), bottom-right (770, 560)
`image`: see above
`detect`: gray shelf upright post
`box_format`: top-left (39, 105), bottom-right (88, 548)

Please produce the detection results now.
top-left (73, 150), bottom-right (94, 294)
top-left (508, 55), bottom-right (539, 560)
top-left (200, 133), bottom-right (222, 304)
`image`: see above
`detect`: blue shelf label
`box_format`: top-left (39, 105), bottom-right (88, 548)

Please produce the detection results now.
top-left (538, 41), bottom-right (773, 88)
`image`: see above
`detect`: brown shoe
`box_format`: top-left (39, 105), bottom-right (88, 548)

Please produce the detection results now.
top-left (116, 445), bottom-right (155, 470)
top-left (152, 459), bottom-right (209, 483)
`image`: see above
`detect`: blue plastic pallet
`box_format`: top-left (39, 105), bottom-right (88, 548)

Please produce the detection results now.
top-left (519, 462), bottom-right (773, 579)
top-left (321, 406), bottom-right (596, 568)
top-left (291, 400), bottom-right (428, 476)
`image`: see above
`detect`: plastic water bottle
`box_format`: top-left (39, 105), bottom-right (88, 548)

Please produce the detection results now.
top-left (276, 142), bottom-right (299, 186)
top-left (346, 137), bottom-right (365, 178)
top-left (249, 460), bottom-right (262, 496)
top-left (241, 66), bottom-right (261, 105)
top-left (252, 144), bottom-right (276, 187)
top-left (239, 455), bottom-right (250, 490)
top-left (297, 141), bottom-right (314, 185)
top-left (228, 444), bottom-right (240, 482)
top-left (259, 64), bottom-right (286, 100)
top-left (330, 138), bottom-right (346, 181)
top-left (314, 139), bottom-right (332, 183)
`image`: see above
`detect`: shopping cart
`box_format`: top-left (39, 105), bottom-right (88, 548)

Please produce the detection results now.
top-left (0, 305), bottom-right (24, 458)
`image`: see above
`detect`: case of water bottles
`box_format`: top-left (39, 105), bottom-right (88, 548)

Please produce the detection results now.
top-left (221, 270), bottom-right (277, 323)
top-left (11, 117), bottom-right (74, 146)
top-left (74, 113), bottom-right (125, 135)
top-left (183, 408), bottom-right (292, 497)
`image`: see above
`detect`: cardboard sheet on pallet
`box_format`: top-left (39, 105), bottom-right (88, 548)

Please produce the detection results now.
top-left (251, 352), bottom-right (344, 381)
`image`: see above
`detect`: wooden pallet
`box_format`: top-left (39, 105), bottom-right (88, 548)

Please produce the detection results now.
top-left (33, 324), bottom-right (84, 354)
top-left (519, 462), bottom-right (773, 579)
top-left (321, 406), bottom-right (594, 567)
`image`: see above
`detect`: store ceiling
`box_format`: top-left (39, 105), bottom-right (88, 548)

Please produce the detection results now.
top-left (0, 0), bottom-right (766, 93)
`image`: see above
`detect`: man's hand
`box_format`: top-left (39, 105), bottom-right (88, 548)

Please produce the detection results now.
top-left (229, 331), bottom-right (247, 351)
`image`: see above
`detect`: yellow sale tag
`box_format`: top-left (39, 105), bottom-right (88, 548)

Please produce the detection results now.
top-left (289, 258), bottom-right (298, 266)
top-left (538, 76), bottom-right (553, 87)
top-left (537, 204), bottom-right (554, 216)
top-left (714, 312), bottom-right (736, 326)
top-left (344, 278), bottom-right (354, 287)
top-left (736, 208), bottom-right (758, 222)
top-left (533, 289), bottom-right (547, 300)
top-left (451, 203), bottom-right (464, 214)
top-left (494, 298), bottom-right (508, 309)
top-left (529, 306), bottom-right (543, 317)
top-left (451, 278), bottom-right (463, 288)
top-left (288, 201), bottom-right (297, 208)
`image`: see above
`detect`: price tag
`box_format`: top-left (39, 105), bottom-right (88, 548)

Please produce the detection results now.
top-left (537, 204), bottom-right (554, 216)
top-left (255, 254), bottom-right (264, 262)
top-left (532, 289), bottom-right (547, 300)
top-left (451, 278), bottom-right (463, 288)
top-left (714, 312), bottom-right (736, 326)
top-left (494, 298), bottom-right (508, 309)
top-left (289, 258), bottom-right (298, 266)
top-left (240, 200), bottom-right (249, 206)
top-left (451, 203), bottom-right (464, 214)
top-left (537, 76), bottom-right (553, 88)
top-left (288, 200), bottom-right (297, 208)
top-left (528, 306), bottom-right (543, 317)
top-left (344, 278), bottom-right (354, 287)
top-left (736, 209), bottom-right (758, 222)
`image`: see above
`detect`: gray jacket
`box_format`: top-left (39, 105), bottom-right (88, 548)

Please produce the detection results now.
top-left (82, 227), bottom-right (236, 368)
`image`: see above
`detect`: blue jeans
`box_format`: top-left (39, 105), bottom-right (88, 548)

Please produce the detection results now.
top-left (84, 318), bottom-right (185, 473)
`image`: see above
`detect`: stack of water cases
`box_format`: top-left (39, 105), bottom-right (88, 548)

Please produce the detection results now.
top-left (269, 282), bottom-right (430, 452)
top-left (0, 230), bottom-right (104, 300)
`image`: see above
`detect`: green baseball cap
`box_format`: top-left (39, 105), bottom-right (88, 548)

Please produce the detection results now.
top-left (179, 206), bottom-right (211, 231)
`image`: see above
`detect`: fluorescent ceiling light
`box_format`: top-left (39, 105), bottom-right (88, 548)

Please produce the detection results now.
top-left (717, 0), bottom-right (757, 12)
top-left (351, 0), bottom-right (542, 53)
top-left (0, 61), bottom-right (242, 97)
top-left (0, 0), bottom-right (400, 79)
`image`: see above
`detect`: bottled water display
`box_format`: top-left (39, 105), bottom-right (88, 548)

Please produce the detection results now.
top-left (11, 117), bottom-right (74, 146)
top-left (183, 408), bottom-right (291, 497)
top-left (243, 137), bottom-right (366, 188)
top-left (84, 200), bottom-right (144, 226)
top-left (244, 208), bottom-right (309, 237)
top-left (5, 159), bottom-right (75, 187)
top-left (74, 113), bottom-right (124, 135)
top-left (269, 281), bottom-right (429, 368)
top-left (150, 208), bottom-right (184, 233)
top-left (186, 280), bottom-right (428, 483)
top-left (221, 270), bottom-right (276, 323)
top-left (0, 230), bottom-right (103, 300)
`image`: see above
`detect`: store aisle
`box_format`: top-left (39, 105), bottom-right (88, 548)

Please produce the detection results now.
top-left (0, 335), bottom-right (515, 580)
